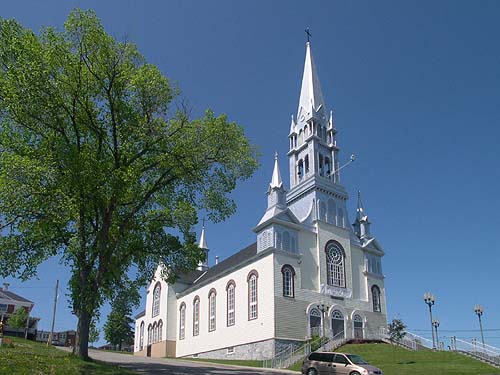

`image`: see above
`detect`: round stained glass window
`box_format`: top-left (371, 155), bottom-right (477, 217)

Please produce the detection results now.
top-left (326, 244), bottom-right (344, 265)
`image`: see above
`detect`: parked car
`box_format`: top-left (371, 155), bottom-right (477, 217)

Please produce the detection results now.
top-left (301, 351), bottom-right (383, 375)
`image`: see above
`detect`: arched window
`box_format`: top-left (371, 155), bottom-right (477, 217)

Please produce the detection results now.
top-left (325, 157), bottom-right (331, 177)
top-left (179, 303), bottom-right (186, 340)
top-left (354, 314), bottom-right (364, 339)
top-left (153, 322), bottom-right (158, 343)
top-left (319, 154), bottom-right (324, 176)
top-left (226, 281), bottom-right (236, 326)
top-left (247, 271), bottom-right (259, 320)
top-left (298, 160), bottom-right (304, 180)
top-left (283, 231), bottom-right (290, 251)
top-left (331, 310), bottom-right (345, 339)
top-left (139, 322), bottom-right (144, 350)
top-left (326, 242), bottom-right (346, 288)
top-left (327, 199), bottom-right (336, 224)
top-left (299, 129), bottom-right (304, 145)
top-left (152, 282), bottom-right (161, 317)
top-left (147, 324), bottom-right (152, 345)
top-left (158, 320), bottom-right (163, 342)
top-left (305, 154), bottom-right (310, 174)
top-left (208, 289), bottom-right (216, 332)
top-left (319, 201), bottom-right (326, 221)
top-left (276, 231), bottom-right (282, 250)
top-left (193, 296), bottom-right (200, 336)
top-left (337, 208), bottom-right (344, 227)
top-left (281, 265), bottom-right (295, 298)
top-left (309, 308), bottom-right (321, 336)
top-left (372, 285), bottom-right (381, 312)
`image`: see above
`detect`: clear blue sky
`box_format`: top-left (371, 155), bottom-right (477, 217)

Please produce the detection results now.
top-left (2, 0), bottom-right (500, 347)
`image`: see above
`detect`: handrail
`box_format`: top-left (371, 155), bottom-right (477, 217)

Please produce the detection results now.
top-left (450, 336), bottom-right (500, 367)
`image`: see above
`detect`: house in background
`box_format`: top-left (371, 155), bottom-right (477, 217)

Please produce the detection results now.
top-left (36, 330), bottom-right (76, 347)
top-left (0, 283), bottom-right (40, 339)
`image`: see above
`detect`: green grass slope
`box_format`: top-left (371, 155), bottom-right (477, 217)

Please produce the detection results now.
top-left (323, 343), bottom-right (497, 375)
top-left (0, 337), bottom-right (136, 375)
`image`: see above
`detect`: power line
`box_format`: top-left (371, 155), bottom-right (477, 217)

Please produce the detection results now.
top-left (409, 328), bottom-right (500, 332)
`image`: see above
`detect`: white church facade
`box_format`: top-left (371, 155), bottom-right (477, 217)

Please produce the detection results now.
top-left (134, 40), bottom-right (387, 359)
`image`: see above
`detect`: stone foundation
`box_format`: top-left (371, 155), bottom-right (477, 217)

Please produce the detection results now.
top-left (184, 338), bottom-right (305, 360)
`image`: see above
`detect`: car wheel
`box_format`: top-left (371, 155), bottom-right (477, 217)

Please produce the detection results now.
top-left (307, 369), bottom-right (317, 375)
top-left (350, 372), bottom-right (361, 375)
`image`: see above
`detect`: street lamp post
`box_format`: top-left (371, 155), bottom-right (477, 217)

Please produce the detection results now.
top-left (474, 304), bottom-right (485, 348)
top-left (432, 319), bottom-right (440, 350)
top-left (424, 292), bottom-right (436, 349)
top-left (318, 303), bottom-right (329, 339)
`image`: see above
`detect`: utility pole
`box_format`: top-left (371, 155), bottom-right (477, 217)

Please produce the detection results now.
top-left (47, 280), bottom-right (59, 346)
top-left (24, 306), bottom-right (30, 339)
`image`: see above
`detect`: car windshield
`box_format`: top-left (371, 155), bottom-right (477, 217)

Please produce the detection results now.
top-left (346, 354), bottom-right (369, 365)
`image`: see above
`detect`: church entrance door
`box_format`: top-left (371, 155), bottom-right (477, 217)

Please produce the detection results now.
top-left (309, 308), bottom-right (322, 337)
top-left (146, 345), bottom-right (151, 357)
top-left (331, 310), bottom-right (345, 339)
top-left (353, 314), bottom-right (363, 339)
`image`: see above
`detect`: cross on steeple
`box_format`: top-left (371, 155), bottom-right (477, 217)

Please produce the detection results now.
top-left (305, 27), bottom-right (312, 43)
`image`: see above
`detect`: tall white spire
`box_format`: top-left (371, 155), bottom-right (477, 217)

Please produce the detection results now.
top-left (199, 221), bottom-right (208, 249)
top-left (197, 221), bottom-right (209, 271)
top-left (269, 151), bottom-right (283, 190)
top-left (297, 42), bottom-right (326, 122)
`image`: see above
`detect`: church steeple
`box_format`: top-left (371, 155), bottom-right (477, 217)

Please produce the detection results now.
top-left (196, 222), bottom-right (209, 271)
top-left (353, 191), bottom-right (371, 239)
top-left (297, 41), bottom-right (326, 123)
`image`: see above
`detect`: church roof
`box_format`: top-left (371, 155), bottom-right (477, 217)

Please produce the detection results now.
top-left (177, 242), bottom-right (257, 288)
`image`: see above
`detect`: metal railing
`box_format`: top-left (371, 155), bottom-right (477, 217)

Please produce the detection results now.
top-left (379, 328), bottom-right (433, 351)
top-left (450, 336), bottom-right (500, 367)
top-left (263, 331), bottom-right (348, 369)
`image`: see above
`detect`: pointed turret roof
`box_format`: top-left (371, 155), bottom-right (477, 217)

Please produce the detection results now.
top-left (356, 190), bottom-right (369, 222)
top-left (199, 222), bottom-right (208, 249)
top-left (289, 115), bottom-right (297, 135)
top-left (297, 42), bottom-right (325, 121)
top-left (269, 151), bottom-right (283, 190)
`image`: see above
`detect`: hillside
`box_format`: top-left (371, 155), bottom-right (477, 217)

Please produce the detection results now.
top-left (327, 343), bottom-right (497, 375)
top-left (0, 337), bottom-right (135, 375)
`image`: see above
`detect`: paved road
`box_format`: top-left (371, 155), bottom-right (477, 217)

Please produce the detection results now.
top-left (60, 348), bottom-right (299, 375)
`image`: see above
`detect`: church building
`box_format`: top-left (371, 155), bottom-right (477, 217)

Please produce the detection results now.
top-left (134, 40), bottom-right (387, 359)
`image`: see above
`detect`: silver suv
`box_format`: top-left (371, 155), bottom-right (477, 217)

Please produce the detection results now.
top-left (301, 351), bottom-right (383, 375)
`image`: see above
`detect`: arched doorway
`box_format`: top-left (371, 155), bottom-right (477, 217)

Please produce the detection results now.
top-left (309, 308), bottom-right (322, 337)
top-left (353, 314), bottom-right (364, 339)
top-left (331, 310), bottom-right (345, 339)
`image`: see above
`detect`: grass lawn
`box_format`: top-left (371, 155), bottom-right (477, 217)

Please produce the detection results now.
top-left (179, 357), bottom-right (265, 368)
top-left (0, 337), bottom-right (136, 375)
top-left (290, 343), bottom-right (499, 375)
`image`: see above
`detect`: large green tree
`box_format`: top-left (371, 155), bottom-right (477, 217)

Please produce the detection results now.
top-left (0, 10), bottom-right (258, 359)
top-left (104, 289), bottom-right (136, 351)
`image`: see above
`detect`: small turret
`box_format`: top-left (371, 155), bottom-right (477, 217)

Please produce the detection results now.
top-left (267, 152), bottom-right (286, 208)
top-left (353, 191), bottom-right (371, 239)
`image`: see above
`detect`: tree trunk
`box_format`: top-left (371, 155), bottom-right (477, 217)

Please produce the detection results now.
top-left (74, 310), bottom-right (91, 360)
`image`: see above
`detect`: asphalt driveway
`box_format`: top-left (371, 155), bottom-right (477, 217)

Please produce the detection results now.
top-left (59, 348), bottom-right (299, 375)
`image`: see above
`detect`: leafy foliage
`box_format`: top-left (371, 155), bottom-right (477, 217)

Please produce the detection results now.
top-left (89, 319), bottom-right (99, 344)
top-left (103, 289), bottom-right (136, 350)
top-left (0, 9), bottom-right (258, 358)
top-left (388, 318), bottom-right (407, 343)
top-left (7, 308), bottom-right (28, 330)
